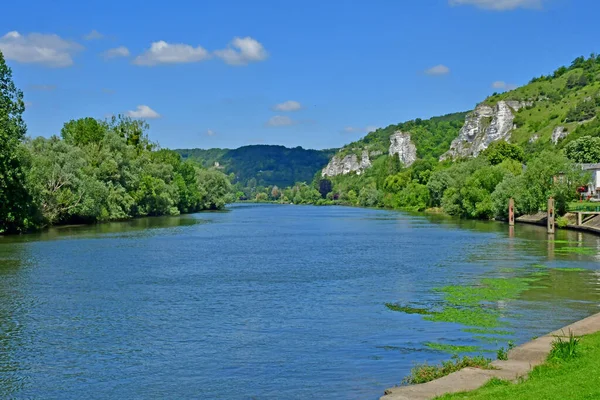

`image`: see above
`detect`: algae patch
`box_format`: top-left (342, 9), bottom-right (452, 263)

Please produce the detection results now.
top-left (385, 303), bottom-right (433, 315)
top-left (425, 342), bottom-right (483, 354)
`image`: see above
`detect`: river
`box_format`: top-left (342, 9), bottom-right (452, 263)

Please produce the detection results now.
top-left (1, 204), bottom-right (599, 399)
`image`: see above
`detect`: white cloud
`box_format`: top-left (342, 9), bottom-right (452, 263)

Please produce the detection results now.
top-left (126, 105), bottom-right (161, 119)
top-left (273, 100), bottom-right (302, 112)
top-left (343, 125), bottom-right (378, 134)
top-left (492, 81), bottom-right (518, 90)
top-left (103, 46), bottom-right (130, 59)
top-left (449, 0), bottom-right (543, 10)
top-left (24, 101), bottom-right (33, 108)
top-left (29, 84), bottom-right (56, 91)
top-left (206, 129), bottom-right (216, 136)
top-left (214, 37), bottom-right (268, 66)
top-left (0, 31), bottom-right (83, 67)
top-left (133, 41), bottom-right (210, 66)
top-left (266, 115), bottom-right (296, 127)
top-left (84, 30), bottom-right (104, 40)
top-left (425, 64), bottom-right (450, 76)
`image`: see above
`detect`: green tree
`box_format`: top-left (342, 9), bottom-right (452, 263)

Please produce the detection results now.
top-left (0, 50), bottom-right (33, 233)
top-left (61, 117), bottom-right (107, 146)
top-left (482, 141), bottom-right (525, 165)
top-left (564, 136), bottom-right (600, 163)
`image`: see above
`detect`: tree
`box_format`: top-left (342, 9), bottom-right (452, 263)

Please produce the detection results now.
top-left (61, 117), bottom-right (107, 146)
top-left (564, 136), bottom-right (600, 163)
top-left (0, 50), bottom-right (34, 233)
top-left (105, 114), bottom-right (152, 149)
top-left (482, 141), bottom-right (525, 165)
top-left (318, 179), bottom-right (332, 198)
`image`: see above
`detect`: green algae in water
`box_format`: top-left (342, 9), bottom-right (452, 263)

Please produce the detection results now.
top-left (499, 268), bottom-right (516, 273)
top-left (437, 278), bottom-right (533, 307)
top-left (555, 247), bottom-right (597, 255)
top-left (532, 264), bottom-right (548, 269)
top-left (462, 328), bottom-right (515, 335)
top-left (425, 307), bottom-right (504, 328)
top-left (473, 335), bottom-right (509, 344)
top-left (385, 303), bottom-right (433, 315)
top-left (551, 267), bottom-right (588, 272)
top-left (424, 342), bottom-right (483, 354)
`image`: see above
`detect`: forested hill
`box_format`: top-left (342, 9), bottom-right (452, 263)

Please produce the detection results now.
top-left (175, 145), bottom-right (337, 188)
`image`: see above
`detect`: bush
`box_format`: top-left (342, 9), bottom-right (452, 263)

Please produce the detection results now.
top-left (549, 330), bottom-right (580, 361)
top-left (403, 355), bottom-right (492, 385)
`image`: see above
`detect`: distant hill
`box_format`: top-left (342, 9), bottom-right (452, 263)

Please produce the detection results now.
top-left (175, 145), bottom-right (337, 188)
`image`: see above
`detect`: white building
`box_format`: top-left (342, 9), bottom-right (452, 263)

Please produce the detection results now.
top-left (580, 163), bottom-right (600, 199)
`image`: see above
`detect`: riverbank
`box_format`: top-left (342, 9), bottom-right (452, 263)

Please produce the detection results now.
top-left (380, 312), bottom-right (600, 400)
top-left (516, 212), bottom-right (600, 235)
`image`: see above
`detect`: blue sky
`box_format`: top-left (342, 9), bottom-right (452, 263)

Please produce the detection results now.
top-left (1, 0), bottom-right (597, 150)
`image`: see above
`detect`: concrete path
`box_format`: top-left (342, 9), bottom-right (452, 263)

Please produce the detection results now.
top-left (380, 312), bottom-right (600, 400)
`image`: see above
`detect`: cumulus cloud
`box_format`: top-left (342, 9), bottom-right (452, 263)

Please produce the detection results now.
top-left (343, 125), bottom-right (378, 134)
top-left (266, 115), bottom-right (296, 127)
top-left (103, 46), bottom-right (130, 59)
top-left (214, 37), bottom-right (268, 66)
top-left (206, 129), bottom-right (216, 136)
top-left (133, 41), bottom-right (210, 66)
top-left (84, 30), bottom-right (104, 40)
top-left (126, 105), bottom-right (161, 119)
top-left (449, 0), bottom-right (543, 10)
top-left (0, 31), bottom-right (83, 67)
top-left (425, 64), bottom-right (450, 76)
top-left (273, 100), bottom-right (302, 112)
top-left (492, 81), bottom-right (518, 90)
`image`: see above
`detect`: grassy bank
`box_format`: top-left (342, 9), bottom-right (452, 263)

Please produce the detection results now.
top-left (434, 331), bottom-right (600, 400)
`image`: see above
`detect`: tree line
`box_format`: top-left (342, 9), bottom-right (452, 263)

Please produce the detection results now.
top-left (0, 51), bottom-right (231, 234)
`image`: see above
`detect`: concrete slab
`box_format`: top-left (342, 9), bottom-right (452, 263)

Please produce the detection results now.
top-left (380, 312), bottom-right (600, 400)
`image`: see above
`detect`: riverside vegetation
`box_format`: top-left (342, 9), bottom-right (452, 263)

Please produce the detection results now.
top-left (0, 50), bottom-right (231, 234)
top-left (231, 55), bottom-right (600, 221)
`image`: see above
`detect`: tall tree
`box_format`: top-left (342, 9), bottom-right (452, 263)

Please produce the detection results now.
top-left (0, 50), bottom-right (33, 233)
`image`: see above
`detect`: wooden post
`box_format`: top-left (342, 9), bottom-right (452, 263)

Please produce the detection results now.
top-left (508, 198), bottom-right (515, 226)
top-left (547, 197), bottom-right (555, 234)
top-left (577, 212), bottom-right (582, 226)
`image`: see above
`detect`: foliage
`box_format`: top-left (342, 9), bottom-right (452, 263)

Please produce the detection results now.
top-left (0, 58), bottom-right (232, 233)
top-left (549, 330), bottom-right (580, 361)
top-left (403, 355), bottom-right (492, 385)
top-left (496, 341), bottom-right (515, 361)
top-left (564, 136), bottom-right (600, 163)
top-left (482, 141), bottom-right (525, 165)
top-left (436, 330), bottom-right (600, 400)
top-left (176, 145), bottom-right (337, 190)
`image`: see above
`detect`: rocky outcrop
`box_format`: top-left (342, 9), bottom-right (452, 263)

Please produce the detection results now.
top-left (321, 150), bottom-right (371, 177)
top-left (441, 100), bottom-right (529, 160)
top-left (389, 131), bottom-right (417, 167)
top-left (551, 126), bottom-right (569, 144)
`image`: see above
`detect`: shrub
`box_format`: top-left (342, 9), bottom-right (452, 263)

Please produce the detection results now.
top-left (403, 355), bottom-right (492, 385)
top-left (549, 330), bottom-right (580, 361)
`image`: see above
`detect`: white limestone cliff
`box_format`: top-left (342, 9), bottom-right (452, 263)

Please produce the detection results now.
top-left (441, 100), bottom-right (529, 160)
top-left (388, 131), bottom-right (417, 167)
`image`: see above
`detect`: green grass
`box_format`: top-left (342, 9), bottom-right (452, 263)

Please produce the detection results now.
top-left (434, 331), bottom-right (600, 400)
top-left (425, 342), bottom-right (483, 354)
top-left (403, 355), bottom-right (493, 385)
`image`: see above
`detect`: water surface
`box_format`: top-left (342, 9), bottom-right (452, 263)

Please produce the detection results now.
top-left (1, 204), bottom-right (599, 399)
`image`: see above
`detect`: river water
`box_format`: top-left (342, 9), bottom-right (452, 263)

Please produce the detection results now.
top-left (1, 204), bottom-right (599, 399)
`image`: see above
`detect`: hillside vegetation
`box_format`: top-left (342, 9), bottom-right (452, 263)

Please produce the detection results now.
top-left (176, 145), bottom-right (337, 190)
top-left (254, 55), bottom-right (600, 219)
top-left (338, 112), bottom-right (468, 160)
